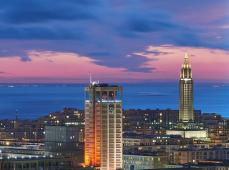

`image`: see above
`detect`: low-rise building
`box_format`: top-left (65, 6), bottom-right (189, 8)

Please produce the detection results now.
top-left (123, 150), bottom-right (168, 170)
top-left (0, 154), bottom-right (71, 170)
top-left (124, 133), bottom-right (193, 147)
top-left (171, 147), bottom-right (229, 164)
top-left (45, 125), bottom-right (82, 153)
top-left (166, 129), bottom-right (208, 139)
top-left (0, 145), bottom-right (71, 170)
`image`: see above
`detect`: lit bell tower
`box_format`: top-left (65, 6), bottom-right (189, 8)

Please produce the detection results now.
top-left (179, 53), bottom-right (194, 122)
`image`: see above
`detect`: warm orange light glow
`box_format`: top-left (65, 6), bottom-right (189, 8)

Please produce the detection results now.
top-left (84, 85), bottom-right (123, 169)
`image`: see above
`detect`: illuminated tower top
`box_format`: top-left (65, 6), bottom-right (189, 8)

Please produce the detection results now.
top-left (180, 53), bottom-right (192, 80)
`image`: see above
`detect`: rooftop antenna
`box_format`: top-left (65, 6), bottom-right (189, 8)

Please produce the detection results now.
top-left (89, 73), bottom-right (92, 84)
top-left (89, 73), bottom-right (100, 85)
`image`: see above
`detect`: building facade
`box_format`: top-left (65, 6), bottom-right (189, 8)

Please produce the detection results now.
top-left (179, 54), bottom-right (194, 122)
top-left (171, 147), bottom-right (229, 164)
top-left (84, 83), bottom-right (123, 170)
top-left (123, 109), bottom-right (202, 134)
top-left (0, 156), bottom-right (70, 170)
top-left (0, 146), bottom-right (71, 170)
top-left (123, 153), bottom-right (167, 170)
top-left (166, 129), bottom-right (208, 139)
top-left (45, 125), bottom-right (82, 153)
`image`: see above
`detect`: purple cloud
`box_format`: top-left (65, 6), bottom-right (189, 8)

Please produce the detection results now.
top-left (0, 0), bottom-right (228, 73)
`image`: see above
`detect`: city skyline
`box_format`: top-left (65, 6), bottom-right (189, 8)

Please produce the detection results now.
top-left (0, 1), bottom-right (229, 170)
top-left (0, 0), bottom-right (229, 83)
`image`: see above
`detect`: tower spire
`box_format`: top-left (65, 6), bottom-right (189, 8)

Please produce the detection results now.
top-left (184, 53), bottom-right (189, 65)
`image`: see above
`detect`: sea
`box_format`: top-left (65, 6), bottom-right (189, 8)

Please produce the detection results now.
top-left (0, 82), bottom-right (228, 119)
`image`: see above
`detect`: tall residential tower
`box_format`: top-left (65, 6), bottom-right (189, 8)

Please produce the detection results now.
top-left (179, 54), bottom-right (194, 122)
top-left (84, 82), bottom-right (123, 170)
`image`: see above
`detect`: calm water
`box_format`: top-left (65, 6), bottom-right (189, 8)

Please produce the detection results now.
top-left (0, 83), bottom-right (228, 119)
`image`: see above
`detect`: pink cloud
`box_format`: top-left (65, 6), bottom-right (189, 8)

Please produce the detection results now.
top-left (0, 46), bottom-right (229, 83)
top-left (0, 51), bottom-right (152, 83)
top-left (134, 45), bottom-right (229, 82)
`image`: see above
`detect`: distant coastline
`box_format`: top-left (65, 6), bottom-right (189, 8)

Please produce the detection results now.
top-left (0, 82), bottom-right (228, 119)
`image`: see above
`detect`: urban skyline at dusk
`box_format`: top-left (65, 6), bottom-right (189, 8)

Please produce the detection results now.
top-left (0, 1), bottom-right (229, 170)
top-left (0, 0), bottom-right (229, 83)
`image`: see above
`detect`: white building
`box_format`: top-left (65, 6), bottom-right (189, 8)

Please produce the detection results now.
top-left (166, 129), bottom-right (208, 139)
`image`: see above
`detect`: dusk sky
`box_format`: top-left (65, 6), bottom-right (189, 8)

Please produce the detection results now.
top-left (0, 0), bottom-right (229, 83)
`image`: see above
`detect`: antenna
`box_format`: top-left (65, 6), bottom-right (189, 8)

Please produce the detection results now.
top-left (89, 73), bottom-right (92, 84)
top-left (89, 73), bottom-right (100, 85)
